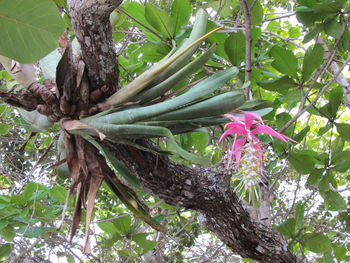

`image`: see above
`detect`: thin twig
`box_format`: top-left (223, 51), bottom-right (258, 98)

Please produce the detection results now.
top-left (239, 0), bottom-right (252, 99)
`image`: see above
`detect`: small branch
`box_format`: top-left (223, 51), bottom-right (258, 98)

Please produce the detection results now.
top-left (239, 0), bottom-right (252, 99)
top-left (279, 52), bottom-right (350, 133)
top-left (264, 12), bottom-right (296, 22)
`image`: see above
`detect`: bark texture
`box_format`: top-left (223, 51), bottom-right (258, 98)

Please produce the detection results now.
top-left (68, 0), bottom-right (121, 97)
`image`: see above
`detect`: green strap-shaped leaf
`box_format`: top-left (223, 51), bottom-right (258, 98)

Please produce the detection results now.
top-left (0, 0), bottom-right (65, 63)
top-left (136, 44), bottom-right (217, 103)
top-left (86, 138), bottom-right (141, 190)
top-left (83, 135), bottom-right (165, 232)
top-left (91, 68), bottom-right (238, 125)
top-left (147, 90), bottom-right (245, 121)
top-left (81, 124), bottom-right (210, 165)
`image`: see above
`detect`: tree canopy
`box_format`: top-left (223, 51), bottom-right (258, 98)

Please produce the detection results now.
top-left (0, 0), bottom-right (349, 262)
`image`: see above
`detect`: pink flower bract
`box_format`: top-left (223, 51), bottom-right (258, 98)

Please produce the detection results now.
top-left (220, 112), bottom-right (295, 170)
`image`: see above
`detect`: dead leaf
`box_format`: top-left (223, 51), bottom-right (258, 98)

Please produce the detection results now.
top-left (62, 119), bottom-right (106, 141)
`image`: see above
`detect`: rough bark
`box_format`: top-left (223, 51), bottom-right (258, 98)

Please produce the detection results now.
top-left (66, 0), bottom-right (303, 262)
top-left (68, 0), bottom-right (121, 97)
top-left (105, 140), bottom-right (301, 262)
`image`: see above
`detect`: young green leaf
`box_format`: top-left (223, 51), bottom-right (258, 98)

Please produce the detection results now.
top-left (170, 0), bottom-right (192, 37)
top-left (289, 151), bottom-right (317, 174)
top-left (145, 3), bottom-right (173, 39)
top-left (302, 44), bottom-right (324, 81)
top-left (303, 233), bottom-right (331, 253)
top-left (335, 123), bottom-right (350, 141)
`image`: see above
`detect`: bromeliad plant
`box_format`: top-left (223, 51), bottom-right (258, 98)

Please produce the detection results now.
top-left (58, 9), bottom-right (254, 252)
top-left (220, 112), bottom-right (295, 205)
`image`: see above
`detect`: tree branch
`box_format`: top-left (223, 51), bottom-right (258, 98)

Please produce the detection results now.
top-left (104, 139), bottom-right (302, 263)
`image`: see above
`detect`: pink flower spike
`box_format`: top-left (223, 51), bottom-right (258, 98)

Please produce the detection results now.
top-left (251, 125), bottom-right (295, 142)
top-left (232, 137), bottom-right (246, 163)
top-left (244, 112), bottom-right (264, 128)
top-left (219, 126), bottom-right (247, 142)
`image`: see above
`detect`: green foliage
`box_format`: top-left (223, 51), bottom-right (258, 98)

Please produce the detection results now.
top-left (0, 0), bottom-right (65, 63)
top-left (0, 0), bottom-right (349, 262)
top-left (269, 45), bottom-right (298, 78)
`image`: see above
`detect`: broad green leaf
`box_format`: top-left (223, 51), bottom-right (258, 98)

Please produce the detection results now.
top-left (257, 76), bottom-right (296, 92)
top-left (191, 131), bottom-right (209, 154)
top-left (0, 244), bottom-right (12, 260)
top-left (322, 251), bottom-right (335, 263)
top-left (324, 18), bottom-right (342, 38)
top-left (0, 226), bottom-right (15, 241)
top-left (0, 0), bottom-right (65, 63)
top-left (303, 233), bottom-right (331, 253)
top-left (206, 21), bottom-right (227, 58)
top-left (132, 233), bottom-right (158, 251)
top-left (0, 123), bottom-right (9, 135)
top-left (145, 3), bottom-right (173, 39)
top-left (123, 2), bottom-right (158, 42)
top-left (269, 46), bottom-right (298, 78)
top-left (313, 0), bottom-right (345, 15)
top-left (289, 151), bottom-right (317, 174)
top-left (0, 220), bottom-right (8, 231)
top-left (306, 168), bottom-right (323, 186)
top-left (224, 31), bottom-right (245, 66)
top-left (98, 221), bottom-right (119, 234)
top-left (249, 0), bottom-right (264, 25)
top-left (321, 191), bottom-right (347, 211)
top-left (335, 123), bottom-right (350, 141)
top-left (117, 249), bottom-right (138, 258)
top-left (50, 186), bottom-right (67, 204)
top-left (302, 44), bottom-right (324, 81)
top-left (277, 218), bottom-right (295, 238)
top-left (170, 0), bottom-right (192, 36)
top-left (303, 24), bottom-right (323, 43)
top-left (333, 245), bottom-right (347, 261)
top-left (296, 6), bottom-right (317, 27)
top-left (139, 42), bottom-right (170, 63)
top-left (293, 126), bottom-right (310, 142)
top-left (319, 171), bottom-right (337, 192)
top-left (332, 150), bottom-right (350, 172)
top-left (66, 255), bottom-right (75, 263)
top-left (295, 202), bottom-right (305, 231)
top-left (328, 86), bottom-right (343, 118)
top-left (113, 216), bottom-right (132, 234)
top-left (20, 226), bottom-right (47, 238)
top-left (318, 123), bottom-right (332, 136)
top-left (331, 136), bottom-right (344, 155)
